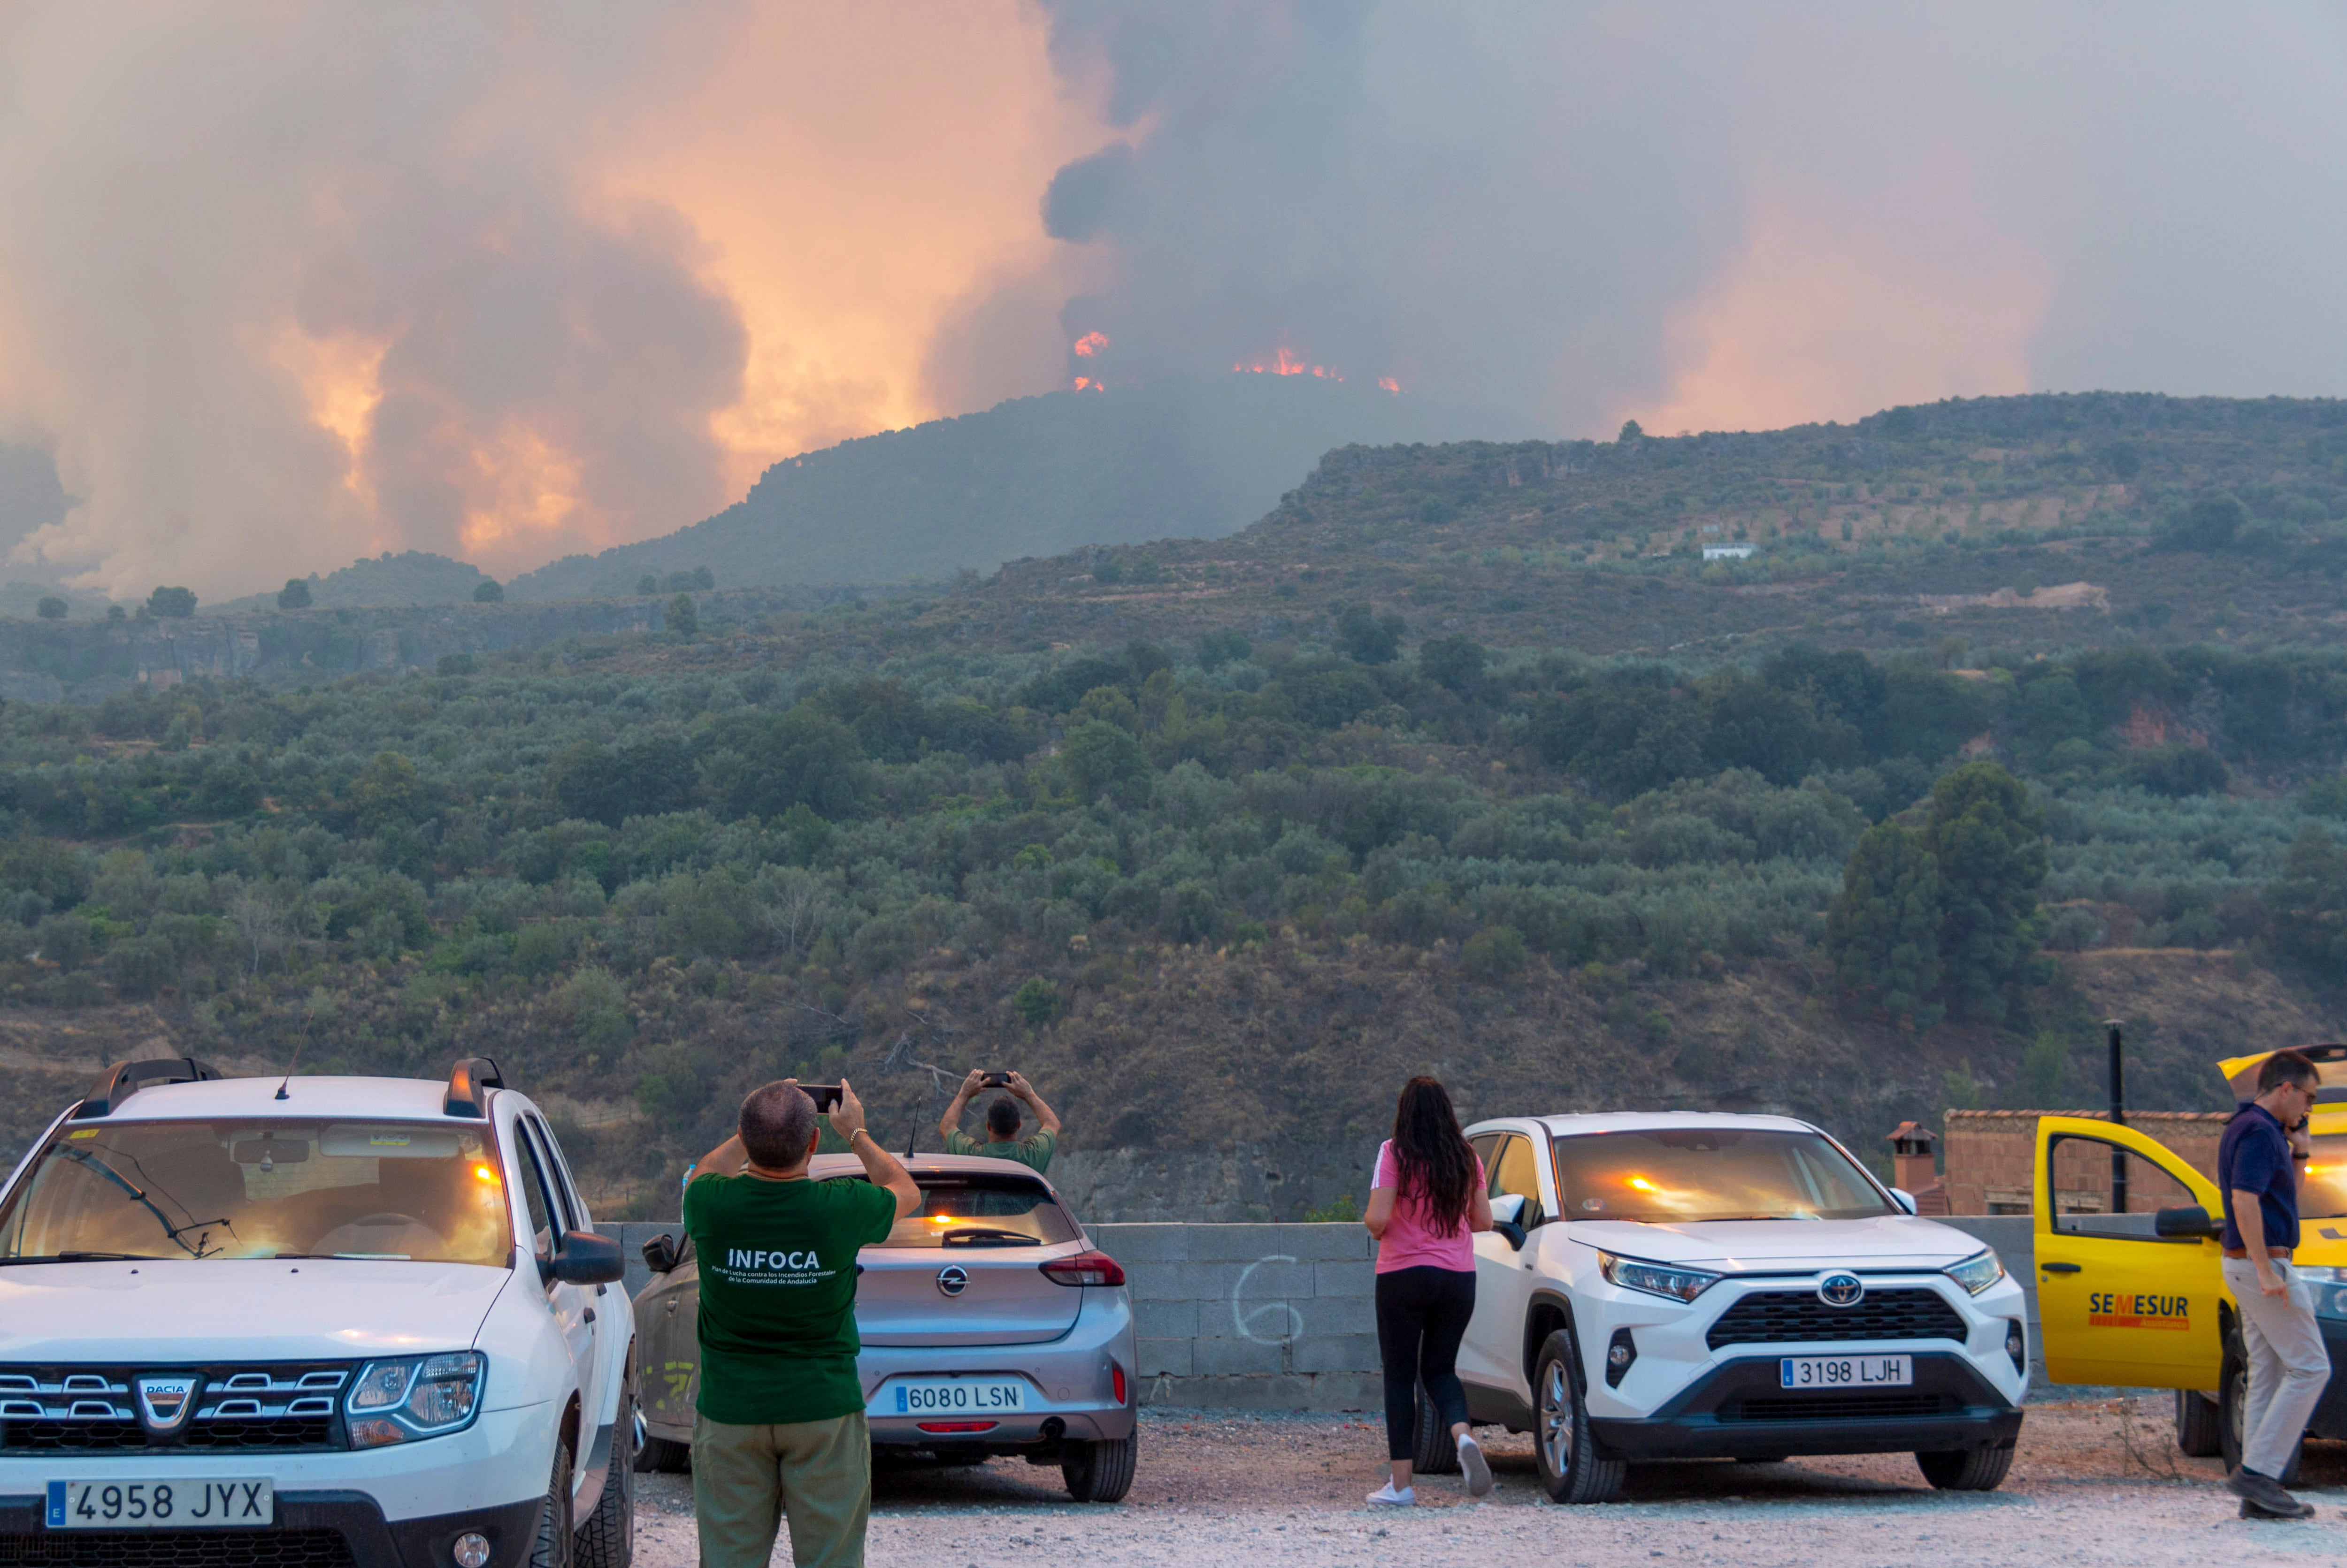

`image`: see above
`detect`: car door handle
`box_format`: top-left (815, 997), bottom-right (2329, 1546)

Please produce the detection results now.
top-left (2042, 1262), bottom-right (2082, 1274)
top-left (583, 1308), bottom-right (597, 1324)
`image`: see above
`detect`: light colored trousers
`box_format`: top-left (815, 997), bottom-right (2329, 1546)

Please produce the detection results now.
top-left (2221, 1256), bottom-right (2332, 1479)
top-left (693, 1410), bottom-right (870, 1568)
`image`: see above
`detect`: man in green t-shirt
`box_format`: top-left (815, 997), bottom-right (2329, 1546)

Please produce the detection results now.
top-left (936, 1068), bottom-right (1061, 1172)
top-left (684, 1078), bottom-right (918, 1568)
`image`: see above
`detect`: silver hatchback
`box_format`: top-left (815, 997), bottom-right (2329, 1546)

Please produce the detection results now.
top-left (632, 1154), bottom-right (1138, 1502)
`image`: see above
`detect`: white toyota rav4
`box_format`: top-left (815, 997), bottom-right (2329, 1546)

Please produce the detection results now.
top-left (1435, 1112), bottom-right (2028, 1504)
top-left (0, 1055), bottom-right (636, 1568)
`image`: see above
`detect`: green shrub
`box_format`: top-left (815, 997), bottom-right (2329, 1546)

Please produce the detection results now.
top-left (1461, 925), bottom-right (1529, 979)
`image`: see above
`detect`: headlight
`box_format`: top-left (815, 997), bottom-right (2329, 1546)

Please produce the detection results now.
top-left (1598, 1251), bottom-right (1720, 1303)
top-left (345, 1352), bottom-right (486, 1447)
top-left (2297, 1265), bottom-right (2347, 1320)
top-left (1945, 1249), bottom-right (2005, 1296)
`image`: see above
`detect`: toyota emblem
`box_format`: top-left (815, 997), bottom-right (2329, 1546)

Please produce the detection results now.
top-left (936, 1265), bottom-right (969, 1298)
top-left (1816, 1271), bottom-right (1865, 1308)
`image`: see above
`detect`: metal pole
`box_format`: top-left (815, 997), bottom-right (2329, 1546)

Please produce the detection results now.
top-left (2107, 1018), bottom-right (2127, 1215)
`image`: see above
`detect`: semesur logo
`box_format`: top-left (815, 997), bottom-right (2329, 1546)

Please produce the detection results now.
top-left (2086, 1291), bottom-right (2189, 1331)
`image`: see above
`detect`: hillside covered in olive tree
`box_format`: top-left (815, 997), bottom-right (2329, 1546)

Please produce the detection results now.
top-left (3, 391), bottom-right (2347, 1216)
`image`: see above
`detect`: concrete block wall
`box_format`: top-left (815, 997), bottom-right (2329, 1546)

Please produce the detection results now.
top-left (602, 1215), bottom-right (2057, 1413)
top-left (1091, 1223), bottom-right (1382, 1410)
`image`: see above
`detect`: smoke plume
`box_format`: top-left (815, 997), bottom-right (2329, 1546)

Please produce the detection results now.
top-left (0, 2), bottom-right (2342, 598)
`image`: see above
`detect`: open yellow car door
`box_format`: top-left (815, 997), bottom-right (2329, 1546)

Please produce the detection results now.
top-left (2034, 1115), bottom-right (2225, 1390)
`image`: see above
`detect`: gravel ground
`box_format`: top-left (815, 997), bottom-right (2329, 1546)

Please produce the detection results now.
top-left (629, 1398), bottom-right (2347, 1566)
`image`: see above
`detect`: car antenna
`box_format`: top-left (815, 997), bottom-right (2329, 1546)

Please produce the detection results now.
top-left (273, 1036), bottom-right (308, 1101)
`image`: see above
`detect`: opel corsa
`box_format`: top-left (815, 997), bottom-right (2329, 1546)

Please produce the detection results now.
top-left (1429, 1112), bottom-right (2027, 1503)
top-left (0, 1056), bottom-right (637, 1567)
top-left (634, 1152), bottom-right (1137, 1502)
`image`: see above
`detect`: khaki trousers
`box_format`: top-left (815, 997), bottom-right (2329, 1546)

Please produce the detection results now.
top-left (692, 1410), bottom-right (870, 1568)
top-left (2221, 1256), bottom-right (2332, 1479)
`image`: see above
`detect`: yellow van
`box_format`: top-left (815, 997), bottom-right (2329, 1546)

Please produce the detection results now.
top-left (2031, 1043), bottom-right (2347, 1480)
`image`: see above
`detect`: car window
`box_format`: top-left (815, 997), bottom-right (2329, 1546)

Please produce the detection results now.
top-left (1550, 1126), bottom-right (1894, 1222)
top-left (527, 1115), bottom-right (590, 1231)
top-left (512, 1130), bottom-right (557, 1257)
top-left (1491, 1136), bottom-right (1546, 1228)
top-left (0, 1119), bottom-right (513, 1266)
top-left (1468, 1134), bottom-right (1504, 1193)
top-left (826, 1171), bottom-right (1079, 1249)
top-left (2046, 1132), bottom-right (2201, 1238)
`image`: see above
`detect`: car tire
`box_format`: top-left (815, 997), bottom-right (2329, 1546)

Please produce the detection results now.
top-left (1915, 1445), bottom-right (2013, 1491)
top-left (2174, 1389), bottom-right (2223, 1458)
top-left (575, 1379), bottom-right (637, 1568)
top-left (1411, 1381), bottom-right (1461, 1475)
top-left (2219, 1329), bottom-right (2303, 1485)
top-left (530, 1440), bottom-right (575, 1568)
top-left (1532, 1329), bottom-right (1625, 1505)
top-left (635, 1435), bottom-right (690, 1474)
top-left (1062, 1431), bottom-right (1138, 1503)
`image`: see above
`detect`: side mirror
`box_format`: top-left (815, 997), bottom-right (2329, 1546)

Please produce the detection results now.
top-left (2155, 1205), bottom-right (2223, 1240)
top-left (1890, 1188), bottom-right (1919, 1216)
top-left (641, 1232), bottom-right (681, 1276)
top-left (550, 1230), bottom-right (625, 1286)
top-left (1493, 1220), bottom-right (1527, 1252)
top-left (1489, 1193), bottom-right (1526, 1226)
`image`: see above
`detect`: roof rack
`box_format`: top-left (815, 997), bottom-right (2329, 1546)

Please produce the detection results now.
top-left (445, 1056), bottom-right (506, 1119)
top-left (73, 1057), bottom-right (227, 1120)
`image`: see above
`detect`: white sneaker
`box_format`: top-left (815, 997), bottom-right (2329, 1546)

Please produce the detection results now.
top-left (1457, 1434), bottom-right (1494, 1497)
top-left (1367, 1481), bottom-right (1416, 1506)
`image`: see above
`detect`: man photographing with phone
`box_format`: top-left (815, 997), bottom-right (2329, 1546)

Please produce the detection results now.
top-left (685, 1078), bottom-right (919, 1567)
top-left (937, 1069), bottom-right (1062, 1173)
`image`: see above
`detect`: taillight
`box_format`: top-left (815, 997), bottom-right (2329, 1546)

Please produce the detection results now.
top-left (1040, 1249), bottom-right (1126, 1287)
top-left (1112, 1361), bottom-right (1127, 1405)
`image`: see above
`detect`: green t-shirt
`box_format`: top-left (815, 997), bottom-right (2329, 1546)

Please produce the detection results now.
top-left (943, 1127), bottom-right (1057, 1173)
top-left (683, 1171), bottom-right (897, 1425)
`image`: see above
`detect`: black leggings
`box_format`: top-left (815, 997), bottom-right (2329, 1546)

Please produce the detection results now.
top-left (1375, 1265), bottom-right (1477, 1462)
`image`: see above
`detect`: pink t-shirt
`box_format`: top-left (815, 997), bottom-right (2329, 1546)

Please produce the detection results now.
top-left (1372, 1140), bottom-right (1486, 1274)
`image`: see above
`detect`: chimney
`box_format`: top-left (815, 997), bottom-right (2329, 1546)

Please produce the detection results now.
top-left (1887, 1121), bottom-right (1939, 1194)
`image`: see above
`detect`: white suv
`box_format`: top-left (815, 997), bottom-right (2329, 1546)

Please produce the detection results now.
top-left (1440, 1112), bottom-right (2027, 1503)
top-left (0, 1055), bottom-right (635, 1568)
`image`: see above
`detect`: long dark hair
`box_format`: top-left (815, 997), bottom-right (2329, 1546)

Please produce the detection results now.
top-left (1390, 1076), bottom-right (1475, 1230)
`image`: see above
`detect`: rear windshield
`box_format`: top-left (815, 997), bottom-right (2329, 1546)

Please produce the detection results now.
top-left (1550, 1127), bottom-right (1894, 1224)
top-left (828, 1171), bottom-right (1078, 1249)
top-left (0, 1119), bottom-right (514, 1266)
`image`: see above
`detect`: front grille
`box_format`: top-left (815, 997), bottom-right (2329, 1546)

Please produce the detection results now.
top-left (1705, 1288), bottom-right (1967, 1351)
top-left (0, 1530), bottom-right (353, 1567)
top-left (1723, 1392), bottom-right (1952, 1423)
top-left (0, 1367), bottom-right (348, 1456)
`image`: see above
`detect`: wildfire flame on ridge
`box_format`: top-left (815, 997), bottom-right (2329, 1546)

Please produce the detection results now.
top-left (1073, 331), bottom-right (1108, 357)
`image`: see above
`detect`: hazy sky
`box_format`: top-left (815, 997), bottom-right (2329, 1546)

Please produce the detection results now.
top-left (0, 1), bottom-right (2341, 597)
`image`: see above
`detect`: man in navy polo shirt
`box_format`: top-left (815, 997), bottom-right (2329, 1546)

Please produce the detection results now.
top-left (2218, 1048), bottom-right (2327, 1520)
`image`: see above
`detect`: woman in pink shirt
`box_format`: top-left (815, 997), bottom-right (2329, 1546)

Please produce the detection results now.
top-left (1364, 1076), bottom-right (1493, 1505)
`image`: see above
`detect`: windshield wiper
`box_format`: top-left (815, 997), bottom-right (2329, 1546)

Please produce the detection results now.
top-left (938, 1229), bottom-right (1043, 1247)
top-left (0, 1252), bottom-right (166, 1265)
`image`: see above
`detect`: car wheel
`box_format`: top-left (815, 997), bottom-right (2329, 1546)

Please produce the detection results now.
top-left (1915, 1445), bottom-right (2013, 1491)
top-left (1411, 1381), bottom-right (1461, 1475)
top-left (575, 1379), bottom-right (637, 1568)
top-left (2174, 1389), bottom-right (2223, 1458)
top-left (2219, 1330), bottom-right (2303, 1485)
top-left (1062, 1431), bottom-right (1138, 1503)
top-left (529, 1440), bottom-right (575, 1568)
top-left (1532, 1329), bottom-right (1624, 1505)
top-left (634, 1435), bottom-right (691, 1474)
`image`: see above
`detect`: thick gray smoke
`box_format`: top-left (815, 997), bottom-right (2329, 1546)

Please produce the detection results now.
top-left (929, 1), bottom-right (2347, 437)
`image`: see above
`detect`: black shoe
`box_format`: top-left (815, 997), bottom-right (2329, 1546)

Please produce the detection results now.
top-left (2231, 1470), bottom-right (2316, 1520)
top-left (2240, 1497), bottom-right (2318, 1521)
